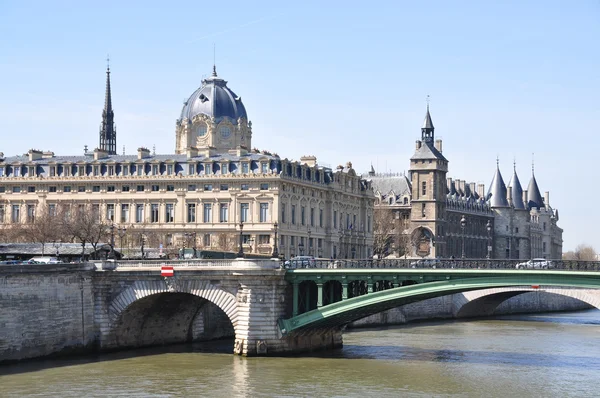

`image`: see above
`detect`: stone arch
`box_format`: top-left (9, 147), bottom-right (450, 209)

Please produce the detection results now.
top-left (108, 279), bottom-right (238, 329)
top-left (452, 287), bottom-right (600, 318)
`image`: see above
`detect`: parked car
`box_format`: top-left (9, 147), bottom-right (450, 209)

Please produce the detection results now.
top-left (30, 256), bottom-right (61, 264)
top-left (284, 256), bottom-right (316, 269)
top-left (410, 259), bottom-right (441, 268)
top-left (515, 258), bottom-right (554, 269)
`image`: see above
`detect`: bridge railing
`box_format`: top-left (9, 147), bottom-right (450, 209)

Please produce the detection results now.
top-left (108, 258), bottom-right (281, 269)
top-left (283, 258), bottom-right (600, 271)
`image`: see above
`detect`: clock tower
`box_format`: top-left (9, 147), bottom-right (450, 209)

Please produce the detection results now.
top-left (409, 105), bottom-right (448, 257)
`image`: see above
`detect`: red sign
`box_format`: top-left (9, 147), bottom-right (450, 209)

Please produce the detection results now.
top-left (531, 285), bottom-right (540, 289)
top-left (161, 265), bottom-right (174, 277)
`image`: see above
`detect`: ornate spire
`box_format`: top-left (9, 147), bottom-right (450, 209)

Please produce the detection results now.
top-left (99, 56), bottom-right (117, 155)
top-left (421, 96), bottom-right (434, 143)
top-left (212, 64), bottom-right (217, 77)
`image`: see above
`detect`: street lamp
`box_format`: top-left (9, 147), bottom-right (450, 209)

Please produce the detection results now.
top-left (486, 219), bottom-right (492, 259)
top-left (307, 228), bottom-right (312, 256)
top-left (237, 221), bottom-right (245, 258)
top-left (460, 215), bottom-right (467, 259)
top-left (117, 226), bottom-right (127, 259)
top-left (298, 239), bottom-right (305, 256)
top-left (183, 232), bottom-right (197, 258)
top-left (109, 224), bottom-right (116, 259)
top-left (272, 222), bottom-right (279, 258)
top-left (140, 234), bottom-right (146, 259)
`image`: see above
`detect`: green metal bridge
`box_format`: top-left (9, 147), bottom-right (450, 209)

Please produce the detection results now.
top-left (278, 260), bottom-right (600, 335)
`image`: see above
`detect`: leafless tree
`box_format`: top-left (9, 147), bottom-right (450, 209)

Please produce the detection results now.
top-left (373, 208), bottom-right (395, 258)
top-left (563, 244), bottom-right (597, 261)
top-left (215, 232), bottom-right (237, 252)
top-left (59, 203), bottom-right (110, 260)
top-left (21, 204), bottom-right (61, 255)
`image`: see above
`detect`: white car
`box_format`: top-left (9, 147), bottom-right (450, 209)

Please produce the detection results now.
top-left (284, 256), bottom-right (316, 269)
top-left (30, 256), bottom-right (61, 264)
top-left (515, 258), bottom-right (554, 269)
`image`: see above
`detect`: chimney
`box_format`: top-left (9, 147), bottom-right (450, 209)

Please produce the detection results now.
top-left (94, 148), bottom-right (109, 160)
top-left (477, 184), bottom-right (485, 198)
top-left (186, 146), bottom-right (198, 158)
top-left (544, 191), bottom-right (550, 208)
top-left (28, 149), bottom-right (43, 161)
top-left (459, 180), bottom-right (466, 196)
top-left (447, 177), bottom-right (453, 192)
top-left (416, 140), bottom-right (422, 150)
top-left (469, 182), bottom-right (476, 197)
top-left (42, 151), bottom-right (55, 159)
top-left (434, 139), bottom-right (443, 152)
top-left (522, 190), bottom-right (528, 205)
top-left (137, 147), bottom-right (150, 159)
top-left (300, 155), bottom-right (317, 167)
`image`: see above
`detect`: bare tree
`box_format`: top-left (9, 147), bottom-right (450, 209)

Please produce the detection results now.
top-left (215, 233), bottom-right (237, 252)
top-left (59, 203), bottom-right (110, 260)
top-left (563, 244), bottom-right (597, 261)
top-left (373, 208), bottom-right (395, 258)
top-left (21, 204), bottom-right (61, 255)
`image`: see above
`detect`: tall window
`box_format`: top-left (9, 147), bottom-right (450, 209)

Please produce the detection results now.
top-left (291, 205), bottom-right (296, 225)
top-left (136, 204), bottom-right (144, 223)
top-left (422, 181), bottom-right (426, 196)
top-left (281, 203), bottom-right (286, 224)
top-left (0, 204), bottom-right (4, 223)
top-left (12, 204), bottom-right (20, 223)
top-left (333, 210), bottom-right (337, 228)
top-left (241, 163), bottom-right (249, 174)
top-left (203, 204), bottom-right (212, 223)
top-left (203, 233), bottom-right (211, 247)
top-left (240, 203), bottom-right (249, 222)
top-left (187, 203), bottom-right (196, 223)
top-left (121, 204), bottom-right (129, 223)
top-left (27, 205), bottom-right (35, 223)
top-left (310, 208), bottom-right (315, 227)
top-left (167, 164), bottom-right (174, 175)
top-left (188, 164), bottom-right (195, 175)
top-left (301, 206), bottom-right (305, 225)
top-left (261, 163), bottom-right (268, 173)
top-left (319, 209), bottom-right (323, 228)
top-left (367, 215), bottom-right (371, 232)
top-left (106, 204), bottom-right (115, 222)
top-left (152, 165), bottom-right (159, 175)
top-left (260, 203), bottom-right (269, 223)
top-left (219, 204), bottom-right (228, 223)
top-left (165, 204), bottom-right (174, 223)
top-left (151, 204), bottom-right (159, 223)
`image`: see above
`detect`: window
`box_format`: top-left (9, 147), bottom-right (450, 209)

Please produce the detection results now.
top-left (27, 205), bottom-right (35, 223)
top-left (151, 204), bottom-right (159, 223)
top-left (260, 183), bottom-right (269, 190)
top-left (240, 203), bottom-right (249, 222)
top-left (0, 187), bottom-right (4, 193)
top-left (49, 186), bottom-right (57, 193)
top-left (106, 204), bottom-right (115, 221)
top-left (203, 233), bottom-right (211, 247)
top-left (0, 205), bottom-right (4, 223)
top-left (137, 185), bottom-right (145, 192)
top-left (137, 165), bottom-right (143, 176)
top-left (108, 166), bottom-right (114, 176)
top-left (188, 184), bottom-right (196, 192)
top-left (11, 204), bottom-right (20, 223)
top-left (167, 164), bottom-right (174, 175)
top-left (152, 185), bottom-right (160, 192)
top-left (167, 185), bottom-right (175, 192)
top-left (241, 163), bottom-right (249, 174)
top-left (13, 186), bottom-right (21, 193)
top-left (93, 186), bottom-right (100, 192)
top-left (78, 186), bottom-right (86, 193)
top-left (188, 164), bottom-right (195, 175)
top-left (121, 204), bottom-right (129, 223)
top-left (203, 204), bottom-right (212, 223)
top-left (367, 215), bottom-right (371, 233)
top-left (197, 125), bottom-right (207, 137)
top-left (219, 204), bottom-right (228, 223)
top-left (291, 205), bottom-right (296, 225)
top-left (220, 184), bottom-right (229, 191)
top-left (122, 165), bottom-right (129, 176)
top-left (122, 185), bottom-right (130, 192)
top-left (136, 204), bottom-right (144, 223)
top-left (13, 167), bottom-right (20, 177)
top-left (93, 166), bottom-right (99, 176)
top-left (261, 163), bottom-right (268, 173)
top-left (543, 222), bottom-right (547, 231)
top-left (242, 234), bottom-right (251, 244)
top-left (260, 203), bottom-right (269, 222)
top-left (220, 126), bottom-right (231, 139)
top-left (422, 181), bottom-right (426, 196)
top-left (203, 184), bottom-right (213, 191)
top-left (107, 185), bottom-right (115, 192)
top-left (334, 210), bottom-right (337, 228)
top-left (301, 206), bottom-right (305, 225)
top-left (421, 203), bottom-right (426, 217)
top-left (319, 209), bottom-right (323, 228)
top-left (187, 203), bottom-right (196, 222)
top-left (281, 203), bottom-right (286, 223)
top-left (92, 204), bottom-right (100, 221)
top-left (165, 204), bottom-right (174, 223)
top-left (241, 184), bottom-right (249, 190)
top-left (205, 163), bottom-right (212, 175)
top-left (258, 234), bottom-right (270, 245)
top-left (152, 165), bottom-right (159, 175)
top-left (310, 208), bottom-right (315, 227)
top-left (543, 241), bottom-right (547, 253)
top-left (78, 166), bottom-right (85, 176)
top-left (515, 227), bottom-right (519, 234)
top-left (48, 204), bottom-right (56, 217)
top-left (221, 163), bottom-right (228, 174)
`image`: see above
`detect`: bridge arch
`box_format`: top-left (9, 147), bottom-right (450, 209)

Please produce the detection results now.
top-left (454, 287), bottom-right (600, 318)
top-left (106, 280), bottom-right (239, 349)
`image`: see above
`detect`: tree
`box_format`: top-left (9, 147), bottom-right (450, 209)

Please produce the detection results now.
top-left (563, 244), bottom-right (597, 261)
top-left (59, 203), bottom-right (110, 260)
top-left (215, 232), bottom-right (237, 252)
top-left (21, 204), bottom-right (61, 255)
top-left (373, 208), bottom-right (395, 258)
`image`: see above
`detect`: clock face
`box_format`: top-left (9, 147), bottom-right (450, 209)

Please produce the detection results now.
top-left (220, 127), bottom-right (231, 139)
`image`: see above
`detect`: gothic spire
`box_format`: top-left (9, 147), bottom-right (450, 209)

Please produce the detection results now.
top-left (508, 162), bottom-right (526, 210)
top-left (99, 57), bottom-right (117, 155)
top-left (421, 97), bottom-right (434, 143)
top-left (487, 160), bottom-right (509, 208)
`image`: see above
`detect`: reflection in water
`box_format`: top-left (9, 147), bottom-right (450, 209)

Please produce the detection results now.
top-left (1, 310), bottom-right (600, 398)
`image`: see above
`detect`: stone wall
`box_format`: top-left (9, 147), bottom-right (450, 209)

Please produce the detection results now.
top-left (0, 263), bottom-right (96, 363)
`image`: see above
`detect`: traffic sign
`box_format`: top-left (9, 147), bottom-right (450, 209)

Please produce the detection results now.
top-left (161, 265), bottom-right (174, 277)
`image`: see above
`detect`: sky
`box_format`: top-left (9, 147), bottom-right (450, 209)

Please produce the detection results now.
top-left (0, 0), bottom-right (598, 252)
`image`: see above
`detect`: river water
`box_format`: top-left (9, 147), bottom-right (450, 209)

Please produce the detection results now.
top-left (2, 310), bottom-right (600, 397)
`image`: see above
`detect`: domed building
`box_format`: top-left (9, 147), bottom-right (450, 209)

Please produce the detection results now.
top-left (0, 65), bottom-right (375, 260)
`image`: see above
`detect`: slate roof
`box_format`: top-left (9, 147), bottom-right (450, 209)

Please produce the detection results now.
top-left (370, 174), bottom-right (412, 197)
top-left (410, 142), bottom-right (448, 161)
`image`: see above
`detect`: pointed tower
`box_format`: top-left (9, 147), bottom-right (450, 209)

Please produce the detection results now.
top-left (527, 168), bottom-right (544, 209)
top-left (487, 160), bottom-right (509, 208)
top-left (507, 163), bottom-right (526, 210)
top-left (409, 104), bottom-right (448, 258)
top-left (99, 63), bottom-right (117, 155)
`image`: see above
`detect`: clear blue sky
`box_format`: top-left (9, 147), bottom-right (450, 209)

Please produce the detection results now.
top-left (0, 1), bottom-right (598, 252)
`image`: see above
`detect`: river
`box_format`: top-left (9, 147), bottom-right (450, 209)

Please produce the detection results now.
top-left (2, 310), bottom-right (600, 397)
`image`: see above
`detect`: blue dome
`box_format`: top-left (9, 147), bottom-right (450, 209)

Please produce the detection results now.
top-left (179, 69), bottom-right (247, 123)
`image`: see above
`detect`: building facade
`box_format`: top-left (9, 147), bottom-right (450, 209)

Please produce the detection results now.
top-left (369, 107), bottom-right (562, 260)
top-left (0, 66), bottom-right (375, 259)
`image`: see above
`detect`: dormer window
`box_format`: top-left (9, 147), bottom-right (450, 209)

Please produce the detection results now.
top-left (261, 162), bottom-right (268, 174)
top-left (93, 166), bottom-right (99, 176)
top-left (122, 165), bottom-right (129, 176)
top-left (241, 163), bottom-right (249, 174)
top-left (13, 166), bottom-right (20, 177)
top-left (137, 164), bottom-right (144, 176)
top-left (221, 163), bottom-right (228, 174)
top-left (197, 124), bottom-right (207, 137)
top-left (108, 165), bottom-right (115, 176)
top-left (167, 164), bottom-right (174, 175)
top-left (205, 163), bottom-right (212, 175)
top-left (49, 167), bottom-right (56, 177)
top-left (188, 164), bottom-right (195, 175)
top-left (152, 164), bottom-right (159, 175)
top-left (0, 167), bottom-right (4, 177)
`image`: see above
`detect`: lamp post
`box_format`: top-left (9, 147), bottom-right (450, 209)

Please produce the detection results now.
top-left (298, 240), bottom-right (305, 256)
top-left (109, 224), bottom-right (115, 259)
top-left (182, 233), bottom-right (188, 259)
top-left (116, 226), bottom-right (126, 259)
top-left (237, 221), bottom-right (244, 258)
top-left (272, 222), bottom-right (279, 258)
top-left (183, 232), bottom-right (197, 258)
top-left (307, 228), bottom-right (312, 256)
top-left (460, 215), bottom-right (467, 259)
top-left (486, 219), bottom-right (492, 259)
top-left (351, 246), bottom-right (356, 259)
top-left (140, 234), bottom-right (146, 260)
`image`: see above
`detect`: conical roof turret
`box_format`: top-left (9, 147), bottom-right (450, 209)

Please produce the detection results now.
top-left (487, 161), bottom-right (509, 208)
top-left (508, 164), bottom-right (526, 210)
top-left (527, 173), bottom-right (544, 209)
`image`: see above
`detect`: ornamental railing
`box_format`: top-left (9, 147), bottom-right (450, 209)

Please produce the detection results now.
top-left (106, 258), bottom-right (281, 269)
top-left (282, 258), bottom-right (600, 271)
